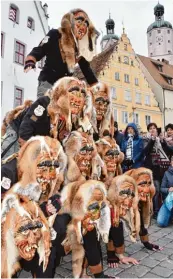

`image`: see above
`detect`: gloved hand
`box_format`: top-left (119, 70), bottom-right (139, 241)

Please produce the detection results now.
top-left (123, 159), bottom-right (134, 167)
top-left (143, 241), bottom-right (163, 251)
top-left (24, 60), bottom-right (36, 73)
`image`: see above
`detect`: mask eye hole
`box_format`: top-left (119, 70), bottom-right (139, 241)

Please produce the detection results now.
top-left (21, 230), bottom-right (29, 235)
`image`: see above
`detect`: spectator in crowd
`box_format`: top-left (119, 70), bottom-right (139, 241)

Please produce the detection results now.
top-left (121, 123), bottom-right (143, 172)
top-left (157, 156), bottom-right (173, 227)
top-left (113, 121), bottom-right (124, 147)
top-left (143, 123), bottom-right (173, 218)
top-left (165, 123), bottom-right (173, 148)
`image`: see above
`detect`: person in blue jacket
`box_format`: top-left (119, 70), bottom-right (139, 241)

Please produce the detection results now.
top-left (121, 123), bottom-right (143, 172)
top-left (157, 156), bottom-right (173, 227)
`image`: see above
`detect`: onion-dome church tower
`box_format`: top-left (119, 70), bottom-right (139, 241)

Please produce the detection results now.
top-left (147, 2), bottom-right (173, 65)
top-left (101, 13), bottom-right (119, 51)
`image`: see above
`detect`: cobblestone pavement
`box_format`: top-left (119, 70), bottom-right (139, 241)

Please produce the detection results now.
top-left (19, 220), bottom-right (173, 278)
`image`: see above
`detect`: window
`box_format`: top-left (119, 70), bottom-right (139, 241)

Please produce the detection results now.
top-left (122, 111), bottom-right (128, 124)
top-left (145, 95), bottom-right (150, 105)
top-left (145, 115), bottom-right (151, 126)
top-left (118, 56), bottom-right (121, 63)
top-left (115, 72), bottom-right (120, 81)
top-left (131, 60), bottom-right (134, 66)
top-left (113, 109), bottom-right (118, 121)
top-left (111, 87), bottom-right (116, 99)
top-left (9, 4), bottom-right (19, 23)
top-left (1, 32), bottom-right (5, 57)
top-left (124, 90), bottom-right (131, 101)
top-left (38, 57), bottom-right (46, 69)
top-left (150, 42), bottom-right (152, 45)
top-left (135, 78), bottom-right (139, 86)
top-left (14, 40), bottom-right (25, 65)
top-left (168, 40), bottom-right (170, 43)
top-left (124, 74), bottom-right (130, 83)
top-left (149, 32), bottom-right (151, 37)
top-left (167, 30), bottom-right (170, 34)
top-left (133, 113), bottom-right (139, 125)
top-left (135, 92), bottom-right (141, 104)
top-left (27, 17), bottom-right (35, 30)
top-left (14, 87), bottom-right (23, 107)
top-left (150, 52), bottom-right (153, 56)
top-left (157, 30), bottom-right (161, 33)
top-left (124, 56), bottom-right (129, 64)
top-left (124, 44), bottom-right (127, 51)
top-left (168, 50), bottom-right (171, 54)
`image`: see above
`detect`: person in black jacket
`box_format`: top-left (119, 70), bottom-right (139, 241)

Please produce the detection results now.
top-left (143, 123), bottom-right (173, 218)
top-left (113, 121), bottom-right (124, 147)
top-left (1, 100), bottom-right (33, 160)
top-left (24, 9), bottom-right (99, 97)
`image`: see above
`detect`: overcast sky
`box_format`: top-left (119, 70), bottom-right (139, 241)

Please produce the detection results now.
top-left (47, 0), bottom-right (173, 56)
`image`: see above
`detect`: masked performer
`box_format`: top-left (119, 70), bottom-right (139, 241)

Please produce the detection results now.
top-left (1, 193), bottom-right (51, 279)
top-left (126, 167), bottom-right (162, 251)
top-left (18, 77), bottom-right (93, 146)
top-left (106, 175), bottom-right (140, 268)
top-left (90, 82), bottom-right (114, 140)
top-left (24, 9), bottom-right (99, 97)
top-left (96, 135), bottom-right (124, 182)
top-left (1, 100), bottom-right (33, 160)
top-left (2, 136), bottom-right (66, 202)
top-left (63, 130), bottom-right (105, 184)
top-left (61, 180), bottom-right (114, 278)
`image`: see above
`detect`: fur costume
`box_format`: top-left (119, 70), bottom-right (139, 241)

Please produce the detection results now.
top-left (126, 167), bottom-right (155, 229)
top-left (48, 77), bottom-right (93, 140)
top-left (1, 100), bottom-right (33, 137)
top-left (63, 130), bottom-right (105, 183)
top-left (90, 82), bottom-right (114, 137)
top-left (60, 180), bottom-right (111, 278)
top-left (1, 193), bottom-right (51, 278)
top-left (59, 9), bottom-right (99, 73)
top-left (96, 136), bottom-right (124, 182)
top-left (6, 136), bottom-right (67, 203)
top-left (107, 175), bottom-right (140, 242)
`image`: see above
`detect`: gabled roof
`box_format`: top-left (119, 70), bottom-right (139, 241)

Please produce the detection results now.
top-left (138, 55), bottom-right (173, 91)
top-left (73, 42), bottom-right (118, 80)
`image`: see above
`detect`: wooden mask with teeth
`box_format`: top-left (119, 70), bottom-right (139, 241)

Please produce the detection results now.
top-left (1, 194), bottom-right (51, 279)
top-left (126, 167), bottom-right (155, 228)
top-left (107, 175), bottom-right (140, 242)
top-left (96, 136), bottom-right (124, 179)
top-left (63, 131), bottom-right (103, 183)
top-left (91, 82), bottom-right (114, 137)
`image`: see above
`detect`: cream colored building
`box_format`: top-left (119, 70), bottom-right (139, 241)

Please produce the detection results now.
top-left (75, 29), bottom-right (162, 132)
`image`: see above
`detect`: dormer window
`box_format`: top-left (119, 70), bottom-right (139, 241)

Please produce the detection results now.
top-left (167, 78), bottom-right (172, 85)
top-left (27, 17), bottom-right (35, 30)
top-left (124, 44), bottom-right (127, 51)
top-left (9, 4), bottom-right (19, 23)
top-left (158, 65), bottom-right (162, 72)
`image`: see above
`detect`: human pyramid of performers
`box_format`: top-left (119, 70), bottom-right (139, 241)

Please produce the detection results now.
top-left (1, 8), bottom-right (173, 279)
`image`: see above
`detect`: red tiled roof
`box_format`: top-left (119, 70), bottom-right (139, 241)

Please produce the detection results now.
top-left (73, 42), bottom-right (118, 80)
top-left (138, 54), bottom-right (173, 91)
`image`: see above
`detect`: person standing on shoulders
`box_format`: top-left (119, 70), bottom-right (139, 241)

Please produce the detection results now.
top-left (24, 9), bottom-right (99, 97)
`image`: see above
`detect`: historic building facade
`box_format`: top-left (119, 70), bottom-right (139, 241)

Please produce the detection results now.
top-left (1, 1), bottom-right (49, 119)
top-left (74, 28), bottom-right (162, 132)
top-left (147, 2), bottom-right (173, 65)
